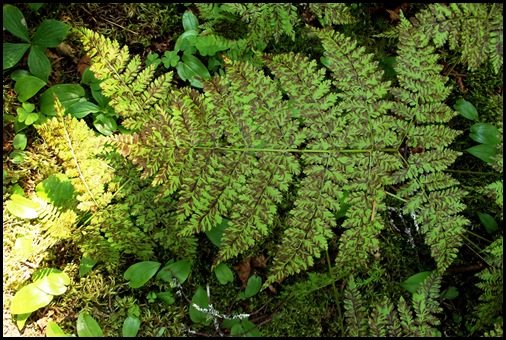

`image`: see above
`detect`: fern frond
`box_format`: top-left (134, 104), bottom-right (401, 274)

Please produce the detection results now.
top-left (309, 3), bottom-right (356, 26)
top-left (36, 98), bottom-right (114, 212)
top-left (412, 3), bottom-right (503, 74)
top-left (390, 13), bottom-right (468, 274)
top-left (343, 276), bottom-right (369, 336)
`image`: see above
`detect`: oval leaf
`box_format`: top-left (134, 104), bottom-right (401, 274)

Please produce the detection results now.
top-left (174, 30), bottom-right (199, 52)
top-left (181, 54), bottom-right (211, 79)
top-left (399, 271), bottom-right (433, 294)
top-left (477, 212), bottom-right (498, 234)
top-left (79, 255), bottom-right (99, 278)
top-left (13, 234), bottom-right (33, 261)
top-left (441, 286), bottom-right (459, 300)
top-left (454, 98), bottom-right (478, 121)
top-left (182, 10), bottom-right (199, 32)
top-left (466, 144), bottom-right (498, 163)
top-left (11, 283), bottom-right (53, 314)
top-left (6, 194), bottom-right (41, 219)
top-left (46, 321), bottom-right (72, 337)
top-left (189, 286), bottom-right (211, 325)
top-left (3, 42), bottom-right (30, 69)
top-left (156, 291), bottom-right (176, 305)
top-left (205, 218), bottom-right (229, 247)
top-left (14, 75), bottom-right (47, 102)
top-left (13, 133), bottom-right (27, 150)
top-left (239, 275), bottom-right (262, 299)
top-left (28, 45), bottom-right (51, 82)
top-left (32, 275), bottom-right (68, 296)
top-left (214, 263), bottom-right (234, 285)
top-left (469, 123), bottom-right (501, 145)
top-left (3, 5), bottom-right (30, 42)
top-left (32, 268), bottom-right (70, 285)
top-left (156, 259), bottom-right (191, 284)
top-left (31, 19), bottom-right (70, 48)
top-left (66, 101), bottom-right (101, 119)
top-left (122, 316), bottom-right (141, 337)
top-left (39, 84), bottom-right (85, 116)
top-left (36, 174), bottom-right (76, 207)
top-left (124, 261), bottom-right (161, 288)
top-left (77, 313), bottom-right (103, 337)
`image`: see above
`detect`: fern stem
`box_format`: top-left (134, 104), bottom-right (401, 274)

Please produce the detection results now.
top-left (463, 228), bottom-right (493, 244)
top-left (443, 169), bottom-right (502, 176)
top-left (385, 191), bottom-right (407, 202)
top-left (195, 146), bottom-right (398, 153)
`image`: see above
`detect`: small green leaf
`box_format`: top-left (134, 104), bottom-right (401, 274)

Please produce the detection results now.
top-left (124, 261), bottom-right (161, 288)
top-left (156, 291), bottom-right (175, 305)
top-left (28, 3), bottom-right (45, 12)
top-left (9, 150), bottom-right (29, 165)
top-left (32, 274), bottom-right (69, 296)
top-left (46, 321), bottom-right (72, 337)
top-left (13, 133), bottom-right (27, 150)
top-left (94, 113), bottom-right (117, 136)
top-left (66, 100), bottom-right (101, 119)
top-left (3, 42), bottom-right (30, 69)
top-left (39, 84), bottom-right (85, 116)
top-left (14, 75), bottom-right (46, 102)
top-left (399, 271), bottom-right (433, 294)
top-left (3, 5), bottom-right (30, 42)
top-left (11, 283), bottom-right (53, 314)
top-left (174, 30), bottom-right (199, 51)
top-left (230, 319), bottom-right (261, 337)
top-left (77, 313), bottom-right (103, 337)
top-left (28, 45), bottom-right (51, 82)
top-left (181, 54), bottom-right (211, 79)
top-left (477, 212), bottom-right (498, 234)
top-left (6, 194), bottom-right (41, 219)
top-left (205, 218), bottom-right (229, 247)
top-left (222, 318), bottom-right (240, 329)
top-left (214, 263), bottom-right (234, 285)
top-left (15, 312), bottom-right (32, 331)
top-left (32, 268), bottom-right (71, 285)
top-left (239, 275), bottom-right (262, 300)
top-left (182, 10), bottom-right (199, 32)
top-left (79, 255), bottom-right (99, 277)
top-left (31, 19), bottom-right (70, 48)
top-left (466, 144), bottom-right (498, 163)
top-left (454, 98), bottom-right (478, 121)
top-left (189, 286), bottom-right (211, 325)
top-left (156, 259), bottom-right (191, 284)
top-left (469, 123), bottom-right (501, 145)
top-left (13, 234), bottom-right (33, 261)
top-left (25, 112), bottom-right (40, 125)
top-left (122, 316), bottom-right (141, 337)
top-left (440, 286), bottom-right (459, 300)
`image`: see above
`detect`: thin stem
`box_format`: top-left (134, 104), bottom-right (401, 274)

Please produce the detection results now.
top-left (326, 249), bottom-right (344, 335)
top-left (443, 169), bottom-right (502, 176)
top-left (195, 146), bottom-right (398, 154)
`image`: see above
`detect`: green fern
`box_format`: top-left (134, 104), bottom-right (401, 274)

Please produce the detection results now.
top-left (75, 16), bottom-right (469, 284)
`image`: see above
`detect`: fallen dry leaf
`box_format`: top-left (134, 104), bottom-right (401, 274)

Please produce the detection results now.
top-left (233, 258), bottom-right (251, 287)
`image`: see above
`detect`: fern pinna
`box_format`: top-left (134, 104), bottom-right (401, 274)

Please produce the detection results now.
top-left (75, 16), bottom-right (467, 284)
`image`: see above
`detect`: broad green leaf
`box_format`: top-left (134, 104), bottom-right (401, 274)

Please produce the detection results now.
top-left (6, 194), bottom-right (41, 219)
top-left (94, 114), bottom-right (118, 136)
top-left (156, 259), bottom-right (191, 284)
top-left (124, 261), bottom-right (161, 288)
top-left (28, 45), bottom-right (51, 82)
top-left (440, 286), bottom-right (459, 300)
top-left (13, 234), bottom-right (33, 261)
top-left (79, 255), bottom-right (99, 277)
top-left (399, 271), bottom-right (433, 294)
top-left (39, 84), bottom-right (85, 116)
top-left (222, 318), bottom-right (240, 329)
top-left (46, 321), bottom-right (72, 337)
top-left (182, 10), bottom-right (199, 32)
top-left (239, 275), bottom-right (262, 299)
top-left (181, 54), bottom-right (211, 79)
top-left (3, 5), bottom-right (30, 42)
top-left (9, 150), bottom-right (29, 165)
top-left (189, 286), bottom-right (211, 325)
top-left (477, 212), bottom-right (498, 234)
top-left (3, 42), bottom-right (30, 69)
top-left (66, 100), bottom-right (101, 119)
top-left (15, 312), bottom-right (32, 331)
top-left (77, 313), bottom-right (103, 337)
top-left (469, 123), bottom-right (501, 145)
top-left (11, 283), bottom-right (53, 314)
top-left (32, 275), bottom-right (68, 296)
top-left (214, 263), bottom-right (234, 285)
top-left (13, 133), bottom-right (27, 150)
top-left (14, 75), bottom-right (46, 102)
top-left (122, 316), bottom-right (141, 337)
top-left (36, 174), bottom-right (76, 207)
top-left (231, 319), bottom-right (261, 337)
top-left (454, 98), bottom-right (478, 121)
top-left (31, 19), bottom-right (70, 48)
top-left (156, 291), bottom-right (175, 305)
top-left (32, 268), bottom-right (70, 286)
top-left (174, 30), bottom-right (199, 52)
top-left (466, 144), bottom-right (498, 163)
top-left (11, 69), bottom-right (32, 80)
top-left (205, 218), bottom-right (229, 247)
